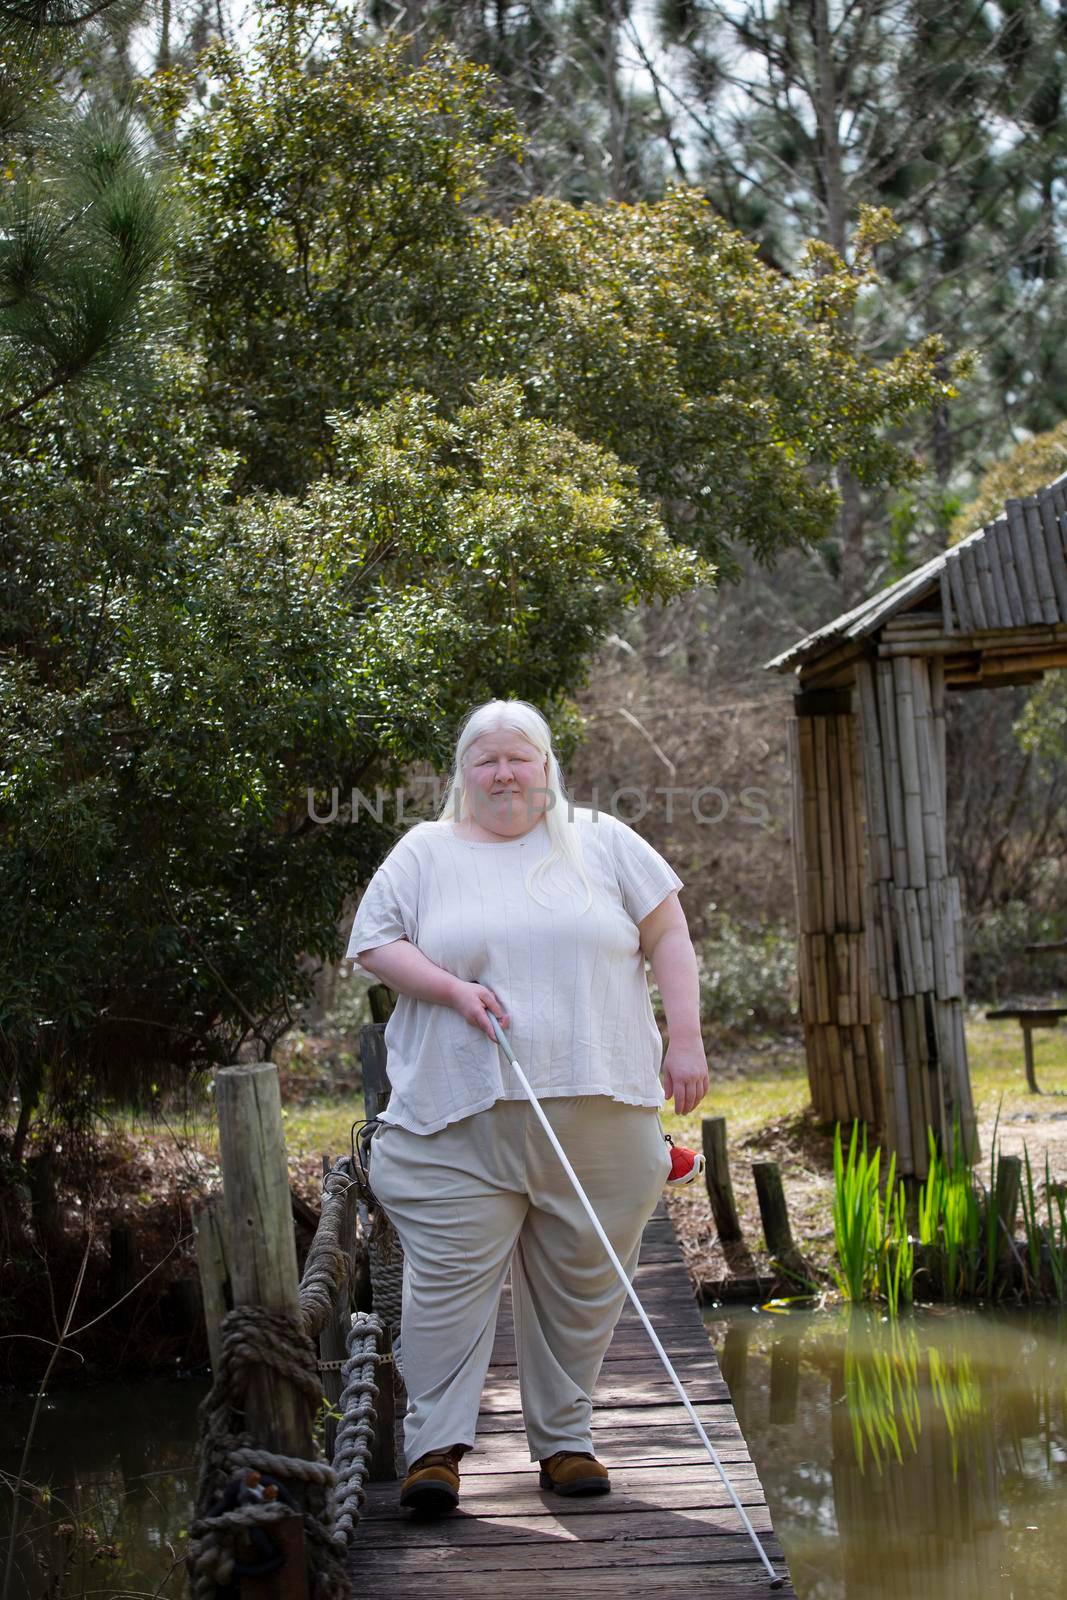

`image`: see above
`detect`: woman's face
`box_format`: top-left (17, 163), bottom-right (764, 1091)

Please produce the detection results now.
top-left (462, 728), bottom-right (549, 834)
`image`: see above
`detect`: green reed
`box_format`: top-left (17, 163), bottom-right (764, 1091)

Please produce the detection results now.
top-left (882, 1181), bottom-right (914, 1317)
top-left (833, 1122), bottom-right (883, 1303)
top-left (834, 1118), bottom-right (1067, 1306)
top-left (918, 1122), bottom-right (981, 1298)
top-left (1019, 1148), bottom-right (1067, 1303)
top-left (833, 1122), bottom-right (911, 1313)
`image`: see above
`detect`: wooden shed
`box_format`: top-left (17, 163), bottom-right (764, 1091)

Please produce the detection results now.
top-left (766, 475), bottom-right (1067, 1175)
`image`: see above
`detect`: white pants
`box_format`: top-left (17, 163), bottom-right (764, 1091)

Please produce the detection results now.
top-left (368, 1094), bottom-right (671, 1467)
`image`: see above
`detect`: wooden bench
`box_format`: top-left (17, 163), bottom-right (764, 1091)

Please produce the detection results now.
top-left (985, 1007), bottom-right (1067, 1093)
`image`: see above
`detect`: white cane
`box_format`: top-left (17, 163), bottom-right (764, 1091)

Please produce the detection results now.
top-left (489, 1013), bottom-right (784, 1589)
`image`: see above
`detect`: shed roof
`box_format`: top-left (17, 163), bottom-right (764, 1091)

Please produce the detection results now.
top-left (765, 470), bottom-right (1067, 673)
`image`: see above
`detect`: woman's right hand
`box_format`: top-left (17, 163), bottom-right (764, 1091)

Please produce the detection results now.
top-left (449, 979), bottom-right (510, 1039)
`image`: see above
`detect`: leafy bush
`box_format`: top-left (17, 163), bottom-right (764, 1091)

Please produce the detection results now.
top-left (964, 900), bottom-right (1067, 1002)
top-left (694, 911), bottom-right (797, 1034)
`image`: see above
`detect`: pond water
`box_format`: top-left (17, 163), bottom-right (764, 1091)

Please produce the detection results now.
top-left (703, 1304), bottom-right (1067, 1600)
top-left (1, 1373), bottom-right (207, 1598)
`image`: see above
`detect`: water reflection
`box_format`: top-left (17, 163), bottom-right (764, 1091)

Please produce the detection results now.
top-left (0, 1374), bottom-right (207, 1598)
top-left (705, 1305), bottom-right (1067, 1600)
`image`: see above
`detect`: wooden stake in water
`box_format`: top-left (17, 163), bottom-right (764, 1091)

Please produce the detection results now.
top-left (489, 1015), bottom-right (784, 1589)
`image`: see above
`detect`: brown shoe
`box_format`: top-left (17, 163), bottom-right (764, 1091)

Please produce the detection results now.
top-left (399, 1444), bottom-right (465, 1516)
top-left (538, 1450), bottom-right (611, 1496)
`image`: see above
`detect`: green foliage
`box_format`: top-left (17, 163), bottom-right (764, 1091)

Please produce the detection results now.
top-left (1015, 674), bottom-right (1067, 773)
top-left (162, 4), bottom-right (951, 565)
top-left (917, 1125), bottom-right (981, 1299)
top-left (488, 195), bottom-right (953, 576)
top-left (0, 95), bottom-right (174, 428)
top-left (964, 899), bottom-right (1067, 1002)
top-left (1019, 1147), bottom-right (1067, 1304)
top-left (0, 0), bottom-right (958, 1135)
top-left (951, 419), bottom-right (1067, 543)
top-left (831, 1122), bottom-right (913, 1316)
top-left (0, 367), bottom-right (699, 1113)
top-left (161, 21), bottom-right (521, 493)
top-left (694, 913), bottom-right (796, 1033)
top-left (833, 1122), bottom-right (888, 1305)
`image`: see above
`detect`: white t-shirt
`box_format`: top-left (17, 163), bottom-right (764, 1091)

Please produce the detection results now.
top-left (344, 809), bottom-right (685, 1134)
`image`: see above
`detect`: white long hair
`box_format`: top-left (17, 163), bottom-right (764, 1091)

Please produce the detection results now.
top-left (434, 699), bottom-right (599, 912)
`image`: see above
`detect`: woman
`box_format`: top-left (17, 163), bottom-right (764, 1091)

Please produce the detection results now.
top-left (346, 698), bottom-right (709, 1514)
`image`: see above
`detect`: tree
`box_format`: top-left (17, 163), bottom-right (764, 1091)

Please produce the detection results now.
top-left (164, 11), bottom-right (954, 568)
top-left (3, 1), bottom-right (953, 1140)
top-left (0, 0), bottom-right (174, 429)
top-left (646, 0), bottom-right (1067, 597)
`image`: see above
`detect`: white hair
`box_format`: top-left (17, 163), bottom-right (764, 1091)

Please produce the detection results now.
top-left (432, 698), bottom-right (599, 912)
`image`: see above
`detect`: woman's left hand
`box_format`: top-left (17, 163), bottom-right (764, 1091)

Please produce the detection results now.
top-left (661, 1038), bottom-right (710, 1117)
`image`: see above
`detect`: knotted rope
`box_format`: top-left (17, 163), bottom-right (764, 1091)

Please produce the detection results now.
top-left (187, 1305), bottom-right (348, 1600)
top-left (299, 1163), bottom-right (358, 1340)
top-left (331, 1312), bottom-right (385, 1547)
top-left (188, 1148), bottom-right (393, 1598)
top-left (349, 1140), bottom-right (405, 1376)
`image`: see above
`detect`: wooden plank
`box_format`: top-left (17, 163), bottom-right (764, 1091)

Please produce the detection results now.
top-left (855, 662), bottom-right (892, 884)
top-left (796, 718), bottom-right (824, 934)
top-left (973, 533), bottom-right (1001, 628)
top-left (876, 661), bottom-right (909, 886)
top-left (353, 1532), bottom-right (779, 1572)
top-left (813, 716), bottom-right (836, 928)
top-left (351, 1566), bottom-right (789, 1598)
top-left (939, 567), bottom-right (955, 633)
top-left (958, 544), bottom-right (988, 630)
top-left (1037, 491), bottom-right (1067, 618)
top-left (348, 1201), bottom-right (792, 1594)
top-left (892, 655), bottom-right (926, 887)
top-left (944, 551), bottom-right (972, 632)
top-left (1006, 498), bottom-right (1043, 622)
top-left (1023, 496), bottom-right (1060, 625)
top-left (360, 1471), bottom-right (765, 1520)
top-left (991, 514), bottom-right (1027, 626)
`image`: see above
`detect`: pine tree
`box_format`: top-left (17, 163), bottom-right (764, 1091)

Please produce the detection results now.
top-left (648, 0), bottom-right (1067, 598)
top-left (0, 0), bottom-right (174, 431)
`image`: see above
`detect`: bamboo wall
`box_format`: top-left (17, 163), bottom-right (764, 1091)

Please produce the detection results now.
top-left (854, 655), bottom-right (975, 1176)
top-left (789, 658), bottom-right (976, 1175)
top-left (788, 699), bottom-right (885, 1132)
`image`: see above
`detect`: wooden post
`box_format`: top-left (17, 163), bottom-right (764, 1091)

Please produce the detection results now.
top-left (995, 1154), bottom-right (1022, 1284)
top-left (752, 1162), bottom-right (796, 1261)
top-left (368, 983), bottom-right (395, 1025)
top-left (215, 1064), bottom-right (315, 1465)
top-left (360, 1024), bottom-right (391, 1120)
top-left (238, 1513), bottom-right (306, 1600)
top-left (368, 1328), bottom-right (401, 1481)
top-left (195, 1196), bottom-right (232, 1376)
top-left (1022, 1022), bottom-right (1040, 1094)
top-left (701, 1116), bottom-right (742, 1243)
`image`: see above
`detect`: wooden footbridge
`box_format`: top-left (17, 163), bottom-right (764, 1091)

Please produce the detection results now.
top-left (191, 1056), bottom-right (793, 1598)
top-left (352, 1200), bottom-right (792, 1597)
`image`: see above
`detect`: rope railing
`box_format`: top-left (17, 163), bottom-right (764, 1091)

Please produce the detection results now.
top-left (191, 1062), bottom-right (400, 1600)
